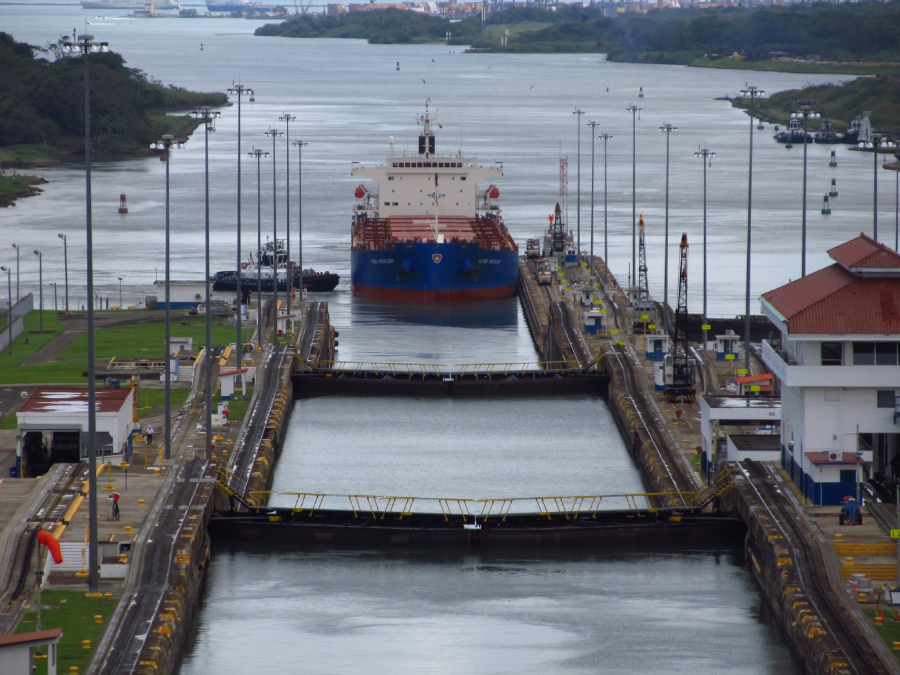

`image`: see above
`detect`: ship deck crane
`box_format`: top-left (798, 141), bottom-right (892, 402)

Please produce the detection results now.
top-left (664, 232), bottom-right (696, 402)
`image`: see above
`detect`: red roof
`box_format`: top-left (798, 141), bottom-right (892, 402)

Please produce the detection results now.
top-left (19, 387), bottom-right (132, 415)
top-left (762, 264), bottom-right (900, 335)
top-left (735, 374), bottom-right (774, 385)
top-left (0, 629), bottom-right (62, 648)
top-left (807, 452), bottom-right (863, 465)
top-left (827, 233), bottom-right (900, 270)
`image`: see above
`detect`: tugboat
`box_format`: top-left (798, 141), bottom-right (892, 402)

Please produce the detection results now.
top-left (210, 239), bottom-right (340, 294)
top-left (350, 102), bottom-right (518, 302)
top-left (774, 118), bottom-right (813, 144)
top-left (814, 120), bottom-right (844, 144)
top-left (843, 114), bottom-right (872, 145)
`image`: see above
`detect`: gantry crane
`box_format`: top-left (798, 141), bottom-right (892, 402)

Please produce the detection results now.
top-left (632, 214), bottom-right (654, 333)
top-left (664, 232), bottom-right (696, 402)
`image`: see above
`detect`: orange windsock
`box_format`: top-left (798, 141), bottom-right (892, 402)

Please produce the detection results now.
top-left (37, 529), bottom-right (63, 565)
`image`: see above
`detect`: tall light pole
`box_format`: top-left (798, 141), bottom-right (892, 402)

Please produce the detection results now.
top-left (51, 282), bottom-right (58, 311)
top-left (190, 106), bottom-right (220, 463)
top-left (249, 147), bottom-right (268, 350)
top-left (117, 277), bottom-right (122, 309)
top-left (63, 32), bottom-right (108, 595)
top-left (573, 109), bottom-right (585, 265)
top-left (695, 147), bottom-right (715, 350)
top-left (659, 122), bottom-right (677, 310)
top-left (741, 85), bottom-right (765, 375)
top-left (11, 244), bottom-right (19, 303)
top-left (626, 104), bottom-right (642, 280)
top-left (600, 133), bottom-right (613, 289)
top-left (264, 128), bottom-right (283, 337)
top-left (587, 120), bottom-right (599, 280)
top-left (292, 139), bottom-right (308, 289)
top-left (57, 233), bottom-right (68, 311)
top-left (854, 137), bottom-right (899, 242)
top-left (33, 250), bottom-right (42, 332)
top-left (279, 113), bottom-right (296, 313)
top-left (151, 134), bottom-right (182, 462)
top-left (791, 105), bottom-right (820, 277)
top-left (1, 266), bottom-right (11, 355)
top-left (227, 82), bottom-right (253, 367)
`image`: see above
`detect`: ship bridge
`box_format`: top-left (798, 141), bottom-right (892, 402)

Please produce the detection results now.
top-left (351, 103), bottom-right (503, 220)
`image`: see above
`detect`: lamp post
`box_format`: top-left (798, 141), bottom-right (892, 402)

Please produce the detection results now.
top-left (626, 104), bottom-right (642, 280)
top-left (227, 82), bottom-right (253, 367)
top-left (854, 138), bottom-right (899, 242)
top-left (599, 133), bottom-right (613, 289)
top-left (11, 244), bottom-right (19, 303)
top-left (895, 155), bottom-right (899, 251)
top-left (33, 250), bottom-right (42, 332)
top-left (659, 123), bottom-right (677, 311)
top-left (791, 105), bottom-right (820, 277)
top-left (51, 282), bottom-right (58, 311)
top-left (292, 139), bottom-right (308, 291)
top-left (62, 32), bottom-right (108, 595)
top-left (0, 266), bottom-right (11, 355)
top-left (57, 233), bottom-right (68, 311)
top-left (695, 147), bottom-right (715, 350)
top-left (279, 113), bottom-right (296, 313)
top-left (741, 84), bottom-right (765, 375)
top-left (264, 128), bottom-right (283, 337)
top-left (151, 134), bottom-right (182, 462)
top-left (573, 109), bottom-right (585, 264)
top-left (587, 120), bottom-right (599, 280)
top-left (249, 147), bottom-right (268, 350)
top-left (117, 277), bottom-right (122, 309)
top-left (190, 106), bottom-right (220, 463)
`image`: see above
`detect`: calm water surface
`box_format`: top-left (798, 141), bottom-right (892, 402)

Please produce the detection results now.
top-left (177, 546), bottom-right (803, 675)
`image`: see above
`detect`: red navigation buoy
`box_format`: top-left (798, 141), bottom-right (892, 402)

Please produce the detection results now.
top-left (159, 150), bottom-right (167, 162)
top-left (354, 185), bottom-right (367, 199)
top-left (118, 193), bottom-right (128, 214)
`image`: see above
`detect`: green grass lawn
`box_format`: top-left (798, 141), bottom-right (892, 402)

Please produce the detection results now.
top-left (864, 609), bottom-right (900, 660)
top-left (0, 143), bottom-right (54, 167)
top-left (221, 387), bottom-right (253, 423)
top-left (0, 406), bottom-right (18, 429)
top-left (137, 386), bottom-right (191, 417)
top-left (15, 590), bottom-right (111, 675)
top-left (480, 21), bottom-right (551, 45)
top-left (0, 311), bottom-right (252, 385)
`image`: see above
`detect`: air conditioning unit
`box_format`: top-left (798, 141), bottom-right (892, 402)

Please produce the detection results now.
top-left (829, 451), bottom-right (840, 461)
top-left (194, 294), bottom-right (202, 300)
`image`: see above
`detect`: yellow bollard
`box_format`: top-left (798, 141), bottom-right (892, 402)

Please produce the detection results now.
top-left (94, 615), bottom-right (103, 624)
top-left (105, 593), bottom-right (113, 600)
top-left (846, 557), bottom-right (854, 565)
top-left (154, 468), bottom-right (161, 475)
top-left (893, 641), bottom-right (900, 651)
top-left (138, 499), bottom-right (146, 506)
top-left (124, 525), bottom-right (132, 534)
top-left (82, 640), bottom-right (92, 650)
top-left (70, 668), bottom-right (79, 674)
top-left (834, 533), bottom-right (842, 541)
top-left (119, 553), bottom-right (128, 563)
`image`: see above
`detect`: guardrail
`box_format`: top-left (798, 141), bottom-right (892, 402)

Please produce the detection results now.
top-left (297, 358), bottom-right (599, 376)
top-left (226, 482), bottom-right (734, 522)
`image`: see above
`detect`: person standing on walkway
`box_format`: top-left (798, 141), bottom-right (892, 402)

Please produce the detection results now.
top-left (146, 425), bottom-right (154, 445)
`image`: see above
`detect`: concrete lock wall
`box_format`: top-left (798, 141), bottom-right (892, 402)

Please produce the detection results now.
top-left (0, 293), bottom-right (33, 353)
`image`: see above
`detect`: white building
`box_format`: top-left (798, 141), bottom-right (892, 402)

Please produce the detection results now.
top-left (760, 234), bottom-right (900, 505)
top-left (151, 280), bottom-right (213, 310)
top-left (15, 388), bottom-right (137, 477)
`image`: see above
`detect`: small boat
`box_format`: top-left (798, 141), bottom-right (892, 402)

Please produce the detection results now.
top-left (210, 240), bottom-right (340, 294)
top-left (843, 114), bottom-right (874, 145)
top-left (814, 120), bottom-right (844, 144)
top-left (774, 118), bottom-right (813, 144)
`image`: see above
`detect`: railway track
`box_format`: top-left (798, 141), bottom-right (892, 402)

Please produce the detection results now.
top-left (98, 458), bottom-right (205, 675)
top-left (744, 460), bottom-right (898, 675)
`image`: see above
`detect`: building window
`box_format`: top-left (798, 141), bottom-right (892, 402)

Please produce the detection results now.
top-left (877, 343), bottom-right (899, 365)
top-left (854, 342), bottom-right (875, 365)
top-left (877, 390), bottom-right (896, 408)
top-left (460, 176), bottom-right (466, 181)
top-left (821, 342), bottom-right (843, 366)
top-left (388, 176), bottom-right (394, 181)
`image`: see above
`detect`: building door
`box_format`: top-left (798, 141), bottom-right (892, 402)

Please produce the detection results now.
top-left (839, 469), bottom-right (858, 500)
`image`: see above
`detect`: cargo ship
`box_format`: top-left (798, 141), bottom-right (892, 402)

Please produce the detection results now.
top-left (350, 103), bottom-right (518, 303)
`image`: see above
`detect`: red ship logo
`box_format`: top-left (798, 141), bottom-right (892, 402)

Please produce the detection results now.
top-left (432, 254), bottom-right (442, 264)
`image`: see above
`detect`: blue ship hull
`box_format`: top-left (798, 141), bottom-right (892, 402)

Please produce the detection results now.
top-left (351, 242), bottom-right (518, 303)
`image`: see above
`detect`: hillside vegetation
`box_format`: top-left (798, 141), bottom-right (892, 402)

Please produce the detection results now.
top-left (0, 32), bottom-right (227, 166)
top-left (256, 3), bottom-right (900, 66)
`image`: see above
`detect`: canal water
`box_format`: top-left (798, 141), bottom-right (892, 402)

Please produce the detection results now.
top-left (0, 5), bottom-right (828, 668)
